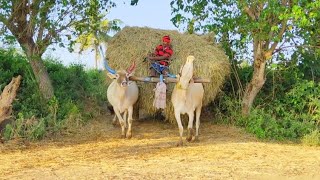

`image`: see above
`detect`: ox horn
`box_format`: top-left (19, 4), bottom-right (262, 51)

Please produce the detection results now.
top-left (98, 45), bottom-right (116, 74)
top-left (126, 61), bottom-right (136, 74)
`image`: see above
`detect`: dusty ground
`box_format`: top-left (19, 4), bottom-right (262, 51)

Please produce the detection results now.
top-left (0, 115), bottom-right (319, 180)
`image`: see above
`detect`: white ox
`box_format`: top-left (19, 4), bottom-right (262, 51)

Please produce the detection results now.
top-left (106, 62), bottom-right (139, 139)
top-left (171, 56), bottom-right (204, 146)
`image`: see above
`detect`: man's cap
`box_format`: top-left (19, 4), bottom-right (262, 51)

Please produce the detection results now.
top-left (162, 35), bottom-right (171, 43)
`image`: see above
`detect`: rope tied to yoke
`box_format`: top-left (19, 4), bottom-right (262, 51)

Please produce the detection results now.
top-left (153, 78), bottom-right (167, 110)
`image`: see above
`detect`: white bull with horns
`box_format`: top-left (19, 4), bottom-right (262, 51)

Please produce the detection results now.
top-left (101, 47), bottom-right (139, 139)
top-left (171, 55), bottom-right (204, 146)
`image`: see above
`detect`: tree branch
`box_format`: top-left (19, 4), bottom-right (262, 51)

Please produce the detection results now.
top-left (239, 0), bottom-right (256, 20)
top-left (243, 6), bottom-right (256, 20)
top-left (267, 19), bottom-right (288, 56)
top-left (274, 45), bottom-right (320, 54)
top-left (30, 0), bottom-right (42, 41)
top-left (0, 14), bottom-right (8, 26)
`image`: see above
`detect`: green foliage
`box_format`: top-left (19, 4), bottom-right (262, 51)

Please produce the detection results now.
top-left (297, 50), bottom-right (320, 82)
top-left (236, 109), bottom-right (314, 141)
top-left (170, 0), bottom-right (319, 56)
top-left (214, 50), bottom-right (319, 142)
top-left (28, 119), bottom-right (46, 140)
top-left (74, 0), bottom-right (122, 69)
top-left (0, 49), bottom-right (27, 83)
top-left (171, 1), bottom-right (290, 58)
top-left (45, 58), bottom-right (108, 121)
top-left (171, 0), bottom-right (320, 119)
top-left (210, 93), bottom-right (242, 124)
top-left (3, 124), bottom-right (13, 141)
top-left (0, 0), bottom-right (117, 49)
top-left (85, 69), bottom-right (109, 103)
top-left (3, 113), bottom-right (46, 140)
top-left (47, 60), bottom-right (88, 102)
top-left (0, 48), bottom-right (46, 117)
top-left (1, 48), bottom-right (109, 141)
top-left (0, 0), bottom-right (122, 101)
top-left (301, 130), bottom-right (320, 146)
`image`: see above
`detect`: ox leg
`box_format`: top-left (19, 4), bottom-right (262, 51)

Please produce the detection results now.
top-left (194, 105), bottom-right (202, 142)
top-left (123, 110), bottom-right (128, 128)
top-left (112, 115), bottom-right (117, 126)
top-left (111, 107), bottom-right (117, 126)
top-left (114, 109), bottom-right (126, 138)
top-left (174, 111), bottom-right (183, 146)
top-left (186, 112), bottom-right (194, 142)
top-left (126, 106), bottom-right (133, 139)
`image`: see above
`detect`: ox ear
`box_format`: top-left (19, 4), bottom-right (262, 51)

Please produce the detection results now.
top-left (176, 66), bottom-right (183, 79)
top-left (179, 65), bottom-right (184, 74)
top-left (107, 72), bottom-right (118, 79)
top-left (126, 61), bottom-right (136, 76)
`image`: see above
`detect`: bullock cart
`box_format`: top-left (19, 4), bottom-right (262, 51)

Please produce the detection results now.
top-left (104, 27), bottom-right (230, 123)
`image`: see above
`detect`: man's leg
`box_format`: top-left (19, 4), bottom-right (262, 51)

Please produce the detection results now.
top-left (162, 67), bottom-right (169, 76)
top-left (149, 67), bottom-right (157, 77)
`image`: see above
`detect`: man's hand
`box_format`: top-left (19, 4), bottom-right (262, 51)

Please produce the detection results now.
top-left (143, 56), bottom-right (154, 62)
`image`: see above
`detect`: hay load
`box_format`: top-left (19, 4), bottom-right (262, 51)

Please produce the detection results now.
top-left (106, 26), bottom-right (230, 122)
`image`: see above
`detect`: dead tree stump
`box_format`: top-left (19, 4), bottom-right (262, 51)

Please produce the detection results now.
top-left (0, 75), bottom-right (22, 125)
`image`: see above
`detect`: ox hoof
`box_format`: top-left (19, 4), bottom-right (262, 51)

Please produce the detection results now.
top-left (176, 140), bottom-right (183, 147)
top-left (126, 133), bottom-right (132, 139)
top-left (186, 128), bottom-right (194, 142)
top-left (186, 136), bottom-right (192, 142)
top-left (112, 121), bottom-right (117, 127)
top-left (193, 136), bottom-right (200, 143)
top-left (121, 134), bottom-right (126, 139)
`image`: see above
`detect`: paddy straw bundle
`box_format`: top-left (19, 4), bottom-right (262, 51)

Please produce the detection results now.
top-left (106, 26), bottom-right (230, 123)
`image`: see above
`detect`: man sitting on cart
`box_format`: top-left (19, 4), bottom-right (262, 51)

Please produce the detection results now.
top-left (146, 35), bottom-right (174, 77)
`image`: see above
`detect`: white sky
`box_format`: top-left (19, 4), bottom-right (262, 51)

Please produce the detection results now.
top-left (44, 0), bottom-right (180, 69)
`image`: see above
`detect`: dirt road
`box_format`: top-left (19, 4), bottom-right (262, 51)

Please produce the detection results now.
top-left (1, 115), bottom-right (319, 179)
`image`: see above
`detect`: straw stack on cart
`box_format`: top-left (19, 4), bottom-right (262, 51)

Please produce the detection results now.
top-left (106, 26), bottom-right (230, 122)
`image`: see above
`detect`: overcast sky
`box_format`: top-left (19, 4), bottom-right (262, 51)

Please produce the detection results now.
top-left (44, 0), bottom-right (180, 69)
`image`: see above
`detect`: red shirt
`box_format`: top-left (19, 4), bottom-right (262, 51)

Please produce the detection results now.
top-left (154, 44), bottom-right (173, 66)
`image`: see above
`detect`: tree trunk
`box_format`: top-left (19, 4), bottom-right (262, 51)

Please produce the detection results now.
top-left (95, 47), bottom-right (98, 69)
top-left (0, 75), bottom-right (22, 124)
top-left (241, 43), bottom-right (267, 116)
top-left (29, 58), bottom-right (54, 100)
top-left (95, 45), bottom-right (99, 69)
top-left (19, 40), bottom-right (54, 101)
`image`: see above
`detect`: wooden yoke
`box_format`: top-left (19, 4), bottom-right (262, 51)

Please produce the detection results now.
top-left (129, 76), bottom-right (210, 83)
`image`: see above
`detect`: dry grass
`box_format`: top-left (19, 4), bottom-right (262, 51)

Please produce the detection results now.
top-left (1, 114), bottom-right (320, 179)
top-left (106, 26), bottom-right (230, 122)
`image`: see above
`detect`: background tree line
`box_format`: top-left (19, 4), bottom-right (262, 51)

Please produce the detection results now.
top-left (0, 0), bottom-right (319, 145)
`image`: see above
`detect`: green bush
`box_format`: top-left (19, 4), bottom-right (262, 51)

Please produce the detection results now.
top-left (301, 130), bottom-right (320, 146)
top-left (3, 124), bottom-right (13, 141)
top-left (234, 80), bottom-right (319, 141)
top-left (0, 48), bottom-right (109, 140)
top-left (214, 57), bottom-right (319, 142)
top-left (0, 48), bottom-right (46, 118)
top-left (236, 108), bottom-right (315, 141)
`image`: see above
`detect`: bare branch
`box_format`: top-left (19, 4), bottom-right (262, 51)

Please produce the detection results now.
top-left (267, 19), bottom-right (288, 55)
top-left (0, 14), bottom-right (8, 26)
top-left (243, 6), bottom-right (256, 20)
top-left (30, 0), bottom-right (42, 38)
top-left (239, 0), bottom-right (256, 20)
top-left (55, 6), bottom-right (77, 27)
top-left (274, 44), bottom-right (320, 54)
